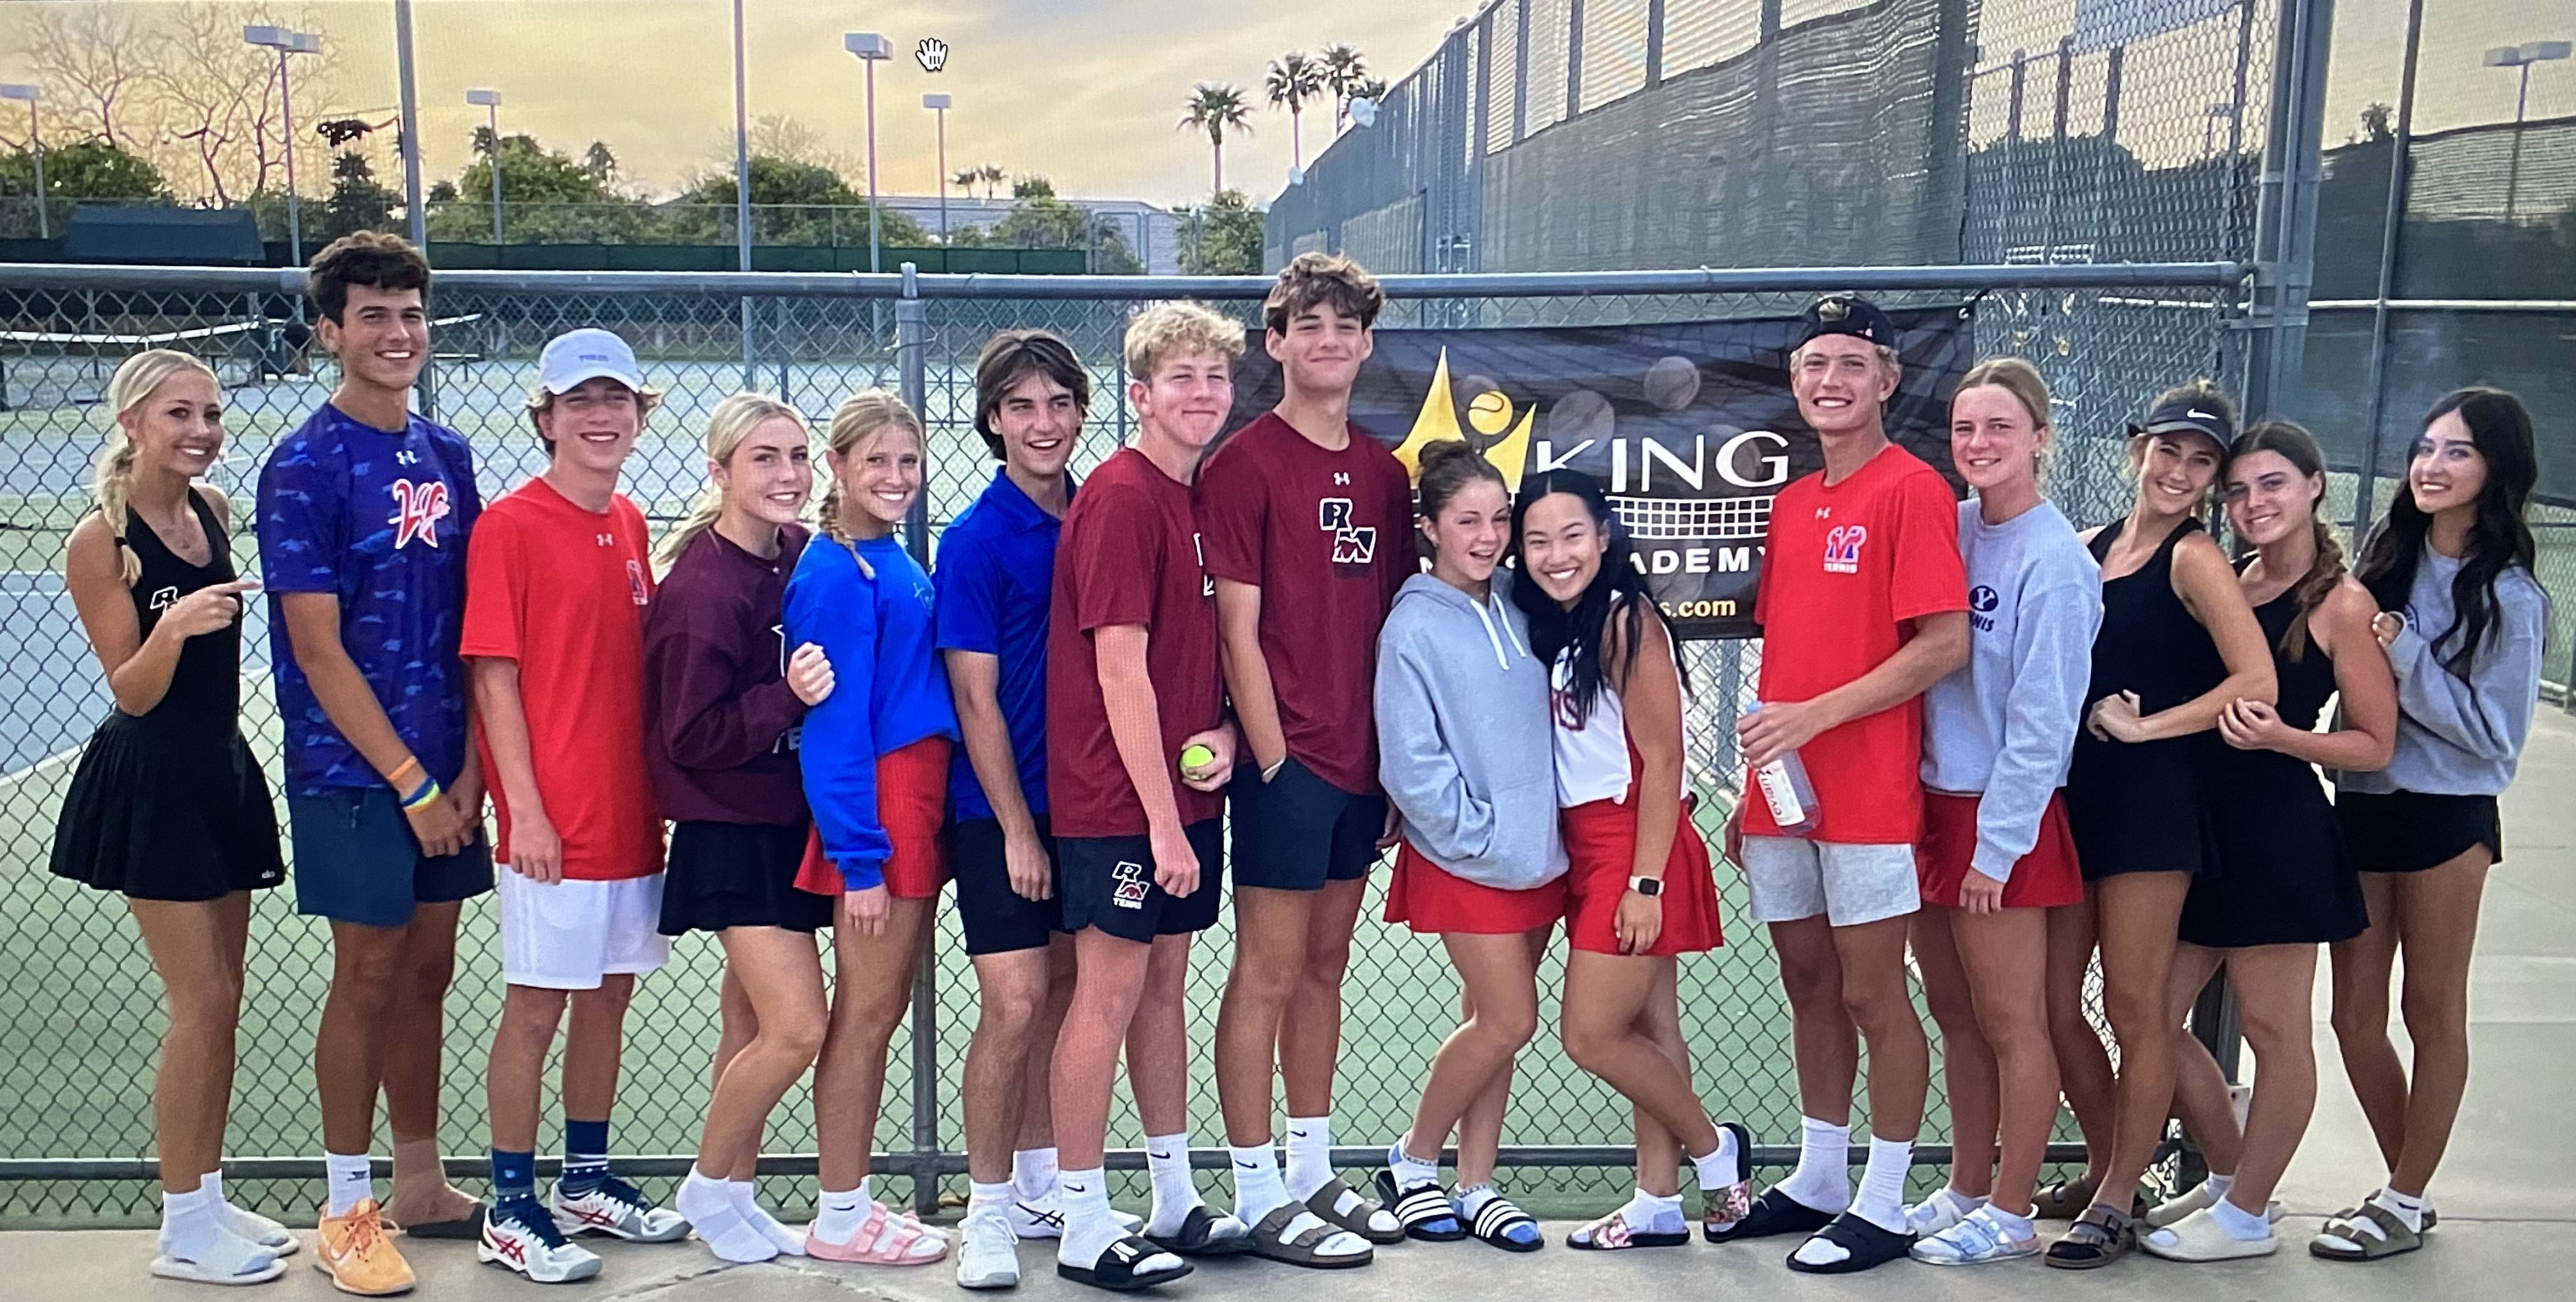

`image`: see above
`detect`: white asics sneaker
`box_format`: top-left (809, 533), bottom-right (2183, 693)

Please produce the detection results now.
top-left (481, 1200), bottom-right (603, 1283)
top-left (552, 1175), bottom-right (691, 1243)
top-left (1008, 1195), bottom-right (1139, 1241)
top-left (957, 1207), bottom-right (1022, 1289)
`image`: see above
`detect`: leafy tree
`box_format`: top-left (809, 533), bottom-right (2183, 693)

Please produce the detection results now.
top-left (1012, 174), bottom-right (1056, 201)
top-left (672, 155), bottom-right (928, 247)
top-left (1266, 52), bottom-right (1325, 168)
top-left (1173, 189), bottom-right (1264, 274)
top-left (2357, 102), bottom-right (2394, 145)
top-left (1180, 83), bottom-right (1253, 196)
top-left (320, 149), bottom-right (398, 239)
top-left (1320, 43), bottom-right (1369, 128)
top-left (0, 135), bottom-right (170, 201)
top-left (952, 178), bottom-right (1142, 272)
top-left (429, 130), bottom-right (644, 242)
top-left (582, 141), bottom-right (618, 185)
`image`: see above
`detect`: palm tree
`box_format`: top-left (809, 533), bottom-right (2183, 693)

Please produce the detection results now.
top-left (976, 163), bottom-right (1005, 201)
top-left (1320, 43), bottom-right (1369, 128)
top-left (1179, 82), bottom-right (1253, 195)
top-left (1265, 52), bottom-right (1326, 169)
top-left (952, 166), bottom-right (979, 196)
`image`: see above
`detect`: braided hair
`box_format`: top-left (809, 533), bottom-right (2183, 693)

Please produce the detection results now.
top-left (2228, 420), bottom-right (2343, 662)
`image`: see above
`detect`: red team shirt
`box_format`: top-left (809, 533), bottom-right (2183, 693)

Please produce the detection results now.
top-left (1045, 448), bottom-right (1226, 839)
top-left (460, 476), bottom-right (667, 880)
top-left (1194, 413), bottom-right (1417, 795)
top-left (1747, 444), bottom-right (1968, 845)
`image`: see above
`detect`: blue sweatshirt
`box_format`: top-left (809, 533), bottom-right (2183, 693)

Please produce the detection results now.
top-left (2340, 544), bottom-right (2549, 798)
top-left (785, 534), bottom-right (959, 890)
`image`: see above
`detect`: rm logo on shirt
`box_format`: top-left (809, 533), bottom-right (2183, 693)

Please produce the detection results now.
top-left (1823, 523), bottom-right (1868, 575)
top-left (1318, 498), bottom-right (1377, 566)
top-left (1110, 860), bottom-right (1150, 910)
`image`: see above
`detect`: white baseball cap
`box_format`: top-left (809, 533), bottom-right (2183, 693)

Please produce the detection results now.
top-left (538, 328), bottom-right (644, 396)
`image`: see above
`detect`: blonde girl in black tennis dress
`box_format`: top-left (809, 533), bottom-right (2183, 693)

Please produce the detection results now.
top-left (50, 350), bottom-right (292, 1286)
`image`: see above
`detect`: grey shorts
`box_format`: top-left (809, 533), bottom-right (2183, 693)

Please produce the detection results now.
top-left (1743, 835), bottom-right (1920, 927)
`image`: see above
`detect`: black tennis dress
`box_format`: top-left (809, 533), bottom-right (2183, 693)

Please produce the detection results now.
top-left (49, 492), bottom-right (285, 901)
top-left (2063, 516), bottom-right (2226, 880)
top-left (2180, 585), bottom-right (2368, 947)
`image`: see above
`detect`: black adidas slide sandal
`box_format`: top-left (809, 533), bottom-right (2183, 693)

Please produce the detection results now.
top-left (1374, 1169), bottom-right (1465, 1242)
top-left (1144, 1205), bottom-right (1254, 1258)
top-left (1058, 1235), bottom-right (1194, 1291)
top-left (1704, 1187), bottom-right (1836, 1243)
top-left (1466, 1197), bottom-right (1543, 1252)
top-left (1783, 1212), bottom-right (1915, 1275)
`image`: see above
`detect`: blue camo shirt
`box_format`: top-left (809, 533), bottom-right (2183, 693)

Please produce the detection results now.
top-left (933, 469), bottom-right (1069, 821)
top-left (256, 402), bottom-right (482, 794)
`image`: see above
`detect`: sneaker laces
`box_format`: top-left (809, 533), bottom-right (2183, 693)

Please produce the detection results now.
top-left (590, 1174), bottom-right (653, 1214)
top-left (967, 1209), bottom-right (1019, 1248)
top-left (341, 1209), bottom-right (394, 1258)
top-left (498, 1198), bottom-right (575, 1249)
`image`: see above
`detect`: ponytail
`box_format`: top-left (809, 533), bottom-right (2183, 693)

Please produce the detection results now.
top-left (819, 388), bottom-right (925, 579)
top-left (96, 350), bottom-right (221, 588)
top-left (652, 391), bottom-right (809, 574)
top-left (2228, 419), bottom-right (2343, 661)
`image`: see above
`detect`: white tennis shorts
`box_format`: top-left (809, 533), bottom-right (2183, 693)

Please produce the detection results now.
top-left (497, 871), bottom-right (669, 990)
top-left (1743, 835), bottom-right (1921, 928)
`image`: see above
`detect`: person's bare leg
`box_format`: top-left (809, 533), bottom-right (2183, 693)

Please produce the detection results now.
top-left (381, 903), bottom-right (478, 1225)
top-left (560, 974), bottom-right (638, 1147)
top-left (962, 946), bottom-right (1054, 1184)
top-left (2217, 943), bottom-right (2319, 1216)
top-left (1768, 917), bottom-right (1858, 1127)
top-left (1913, 906), bottom-right (1993, 1200)
top-left (812, 898), bottom-right (937, 1193)
top-left (1630, 957), bottom-right (1692, 1199)
top-left (130, 895), bottom-right (251, 1193)
top-left (2084, 871), bottom-right (2193, 1212)
top-left (695, 929), bottom-right (828, 1180)
top-left (711, 964), bottom-right (762, 1182)
top-left (1214, 887), bottom-right (1314, 1145)
top-left (1955, 904), bottom-right (2056, 1217)
top-left (1281, 878), bottom-right (1368, 1119)
top-left (488, 985), bottom-right (571, 1156)
top-left (2387, 848), bottom-right (2491, 1197)
top-left (1053, 930), bottom-right (1153, 1170)
top-left (1404, 931), bottom-right (1544, 1168)
top-left (1127, 933), bottom-right (1198, 1135)
top-left (1562, 950), bottom-right (1720, 1163)
top-left (316, 922), bottom-right (409, 1165)
top-left (2164, 945), bottom-right (2242, 1178)
top-left (2044, 892), bottom-right (2117, 1189)
top-left (1451, 927), bottom-right (1553, 1190)
top-left (1019, 936), bottom-right (1076, 1153)
top-left (1832, 915), bottom-right (1927, 1141)
top-left (2328, 872), bottom-right (2407, 1172)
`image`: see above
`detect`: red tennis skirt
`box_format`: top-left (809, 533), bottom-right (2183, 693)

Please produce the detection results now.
top-left (1915, 790), bottom-right (2084, 910)
top-left (1382, 841), bottom-right (1569, 936)
top-left (1561, 796), bottom-right (1723, 956)
top-left (794, 736), bottom-right (952, 901)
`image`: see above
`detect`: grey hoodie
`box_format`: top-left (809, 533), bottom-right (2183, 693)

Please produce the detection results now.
top-left (1374, 568), bottom-right (1570, 892)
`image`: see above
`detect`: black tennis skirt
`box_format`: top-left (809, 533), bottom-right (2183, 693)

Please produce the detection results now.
top-left (658, 819), bottom-right (833, 935)
top-left (2337, 789), bottom-right (2502, 874)
top-left (50, 715), bottom-right (284, 902)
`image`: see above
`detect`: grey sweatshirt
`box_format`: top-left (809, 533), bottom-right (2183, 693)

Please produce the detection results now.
top-left (2340, 544), bottom-right (2549, 797)
top-left (1374, 569), bottom-right (1570, 891)
top-left (1921, 499), bottom-right (2104, 880)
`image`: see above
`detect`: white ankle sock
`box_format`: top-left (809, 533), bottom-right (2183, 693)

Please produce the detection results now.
top-left (2205, 1171), bottom-right (2235, 1202)
top-left (969, 1179), bottom-right (1015, 1214)
top-left (1056, 1168), bottom-right (1122, 1266)
top-left (1230, 1143), bottom-right (1288, 1227)
top-left (1851, 1135), bottom-right (1912, 1234)
top-left (2210, 1195), bottom-right (2272, 1241)
top-left (1689, 1126), bottom-right (1741, 1191)
top-left (814, 1181), bottom-right (871, 1243)
top-left (679, 1169), bottom-right (772, 1263)
top-left (1145, 1133), bottom-right (1201, 1236)
top-left (1284, 1117), bottom-right (1332, 1202)
top-left (730, 1179), bottom-right (805, 1255)
top-left (201, 1170), bottom-right (229, 1210)
top-left (1984, 1200), bottom-right (2036, 1242)
top-left (324, 1152), bottom-right (374, 1218)
top-left (160, 1184), bottom-right (221, 1262)
top-left (1776, 1117), bottom-right (1851, 1213)
top-left (1619, 1188), bottom-right (1684, 1233)
top-left (1389, 1136), bottom-right (1441, 1193)
top-left (1908, 1183), bottom-right (1984, 1234)
top-left (2370, 1187), bottom-right (2425, 1234)
top-left (1014, 1147), bottom-right (1060, 1204)
top-left (1456, 1184), bottom-right (1499, 1220)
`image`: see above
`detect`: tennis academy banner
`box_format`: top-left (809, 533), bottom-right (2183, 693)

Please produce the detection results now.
top-left (1223, 304), bottom-right (1973, 639)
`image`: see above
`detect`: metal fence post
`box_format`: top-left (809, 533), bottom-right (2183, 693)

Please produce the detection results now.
top-left (2243, 0), bottom-right (2335, 419)
top-left (2349, 0), bottom-right (2426, 539)
top-left (895, 263), bottom-right (942, 1216)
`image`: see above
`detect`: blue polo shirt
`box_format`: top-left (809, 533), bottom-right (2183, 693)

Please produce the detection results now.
top-left (934, 467), bottom-right (1071, 822)
top-left (256, 403), bottom-right (482, 795)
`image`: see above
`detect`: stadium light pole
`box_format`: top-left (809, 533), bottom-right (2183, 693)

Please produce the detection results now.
top-left (845, 33), bottom-right (893, 275)
top-left (0, 85), bottom-right (42, 240)
top-left (245, 26), bottom-right (321, 265)
top-left (922, 93), bottom-right (952, 246)
top-left (467, 89), bottom-right (504, 244)
top-left (393, 0), bottom-right (428, 249)
top-left (2485, 41), bottom-right (2573, 222)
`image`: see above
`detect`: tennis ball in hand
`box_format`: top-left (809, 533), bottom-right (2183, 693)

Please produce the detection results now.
top-left (1179, 743), bottom-right (1216, 772)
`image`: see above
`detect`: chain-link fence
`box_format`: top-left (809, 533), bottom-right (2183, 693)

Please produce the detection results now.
top-left (0, 259), bottom-right (2239, 1227)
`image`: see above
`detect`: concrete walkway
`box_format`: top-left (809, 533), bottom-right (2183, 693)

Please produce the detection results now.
top-left (8, 709), bottom-right (2569, 1301)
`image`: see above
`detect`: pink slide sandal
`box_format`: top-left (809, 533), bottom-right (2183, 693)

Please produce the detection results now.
top-left (806, 1202), bottom-right (951, 1266)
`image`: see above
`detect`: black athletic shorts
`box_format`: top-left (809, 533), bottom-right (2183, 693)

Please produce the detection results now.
top-left (2338, 789), bottom-right (2503, 874)
top-left (952, 815), bottom-right (1068, 956)
top-left (1058, 819), bottom-right (1223, 944)
top-left (1228, 756), bottom-right (1386, 892)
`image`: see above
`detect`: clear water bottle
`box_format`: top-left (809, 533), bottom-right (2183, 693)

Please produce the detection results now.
top-left (1745, 702), bottom-right (1822, 836)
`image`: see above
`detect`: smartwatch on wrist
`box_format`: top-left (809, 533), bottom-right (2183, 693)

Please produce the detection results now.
top-left (1628, 875), bottom-right (1663, 897)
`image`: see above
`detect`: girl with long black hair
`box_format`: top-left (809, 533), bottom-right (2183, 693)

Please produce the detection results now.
top-left (1510, 470), bottom-right (1750, 1252)
top-left (2314, 387), bottom-right (2548, 1262)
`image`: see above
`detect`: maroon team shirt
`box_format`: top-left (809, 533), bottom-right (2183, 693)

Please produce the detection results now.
top-left (1195, 412), bottom-right (1417, 795)
top-left (1045, 447), bottom-right (1225, 839)
top-left (644, 524), bottom-right (812, 827)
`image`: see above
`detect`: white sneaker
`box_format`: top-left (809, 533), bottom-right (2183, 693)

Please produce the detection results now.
top-left (552, 1175), bottom-right (691, 1243)
top-left (957, 1208), bottom-right (1022, 1289)
top-left (1009, 1195), bottom-right (1139, 1241)
top-left (481, 1201), bottom-right (603, 1283)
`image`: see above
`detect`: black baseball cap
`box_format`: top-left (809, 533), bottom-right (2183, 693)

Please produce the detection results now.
top-left (1795, 293), bottom-right (1902, 350)
top-left (2131, 394), bottom-right (2235, 449)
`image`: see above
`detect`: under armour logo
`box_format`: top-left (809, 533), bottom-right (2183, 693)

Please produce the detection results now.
top-left (1332, 471), bottom-right (1350, 486)
top-left (916, 37), bottom-right (948, 72)
top-left (596, 532), bottom-right (615, 546)
top-left (395, 449), bottom-right (419, 466)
